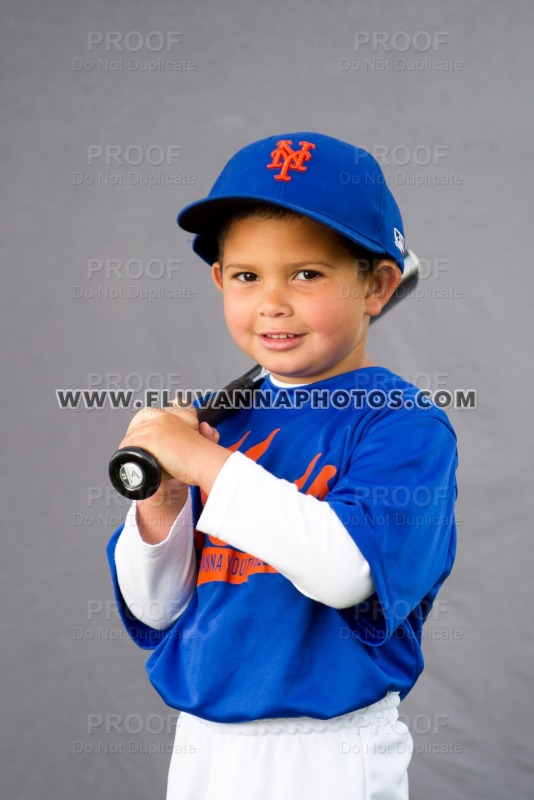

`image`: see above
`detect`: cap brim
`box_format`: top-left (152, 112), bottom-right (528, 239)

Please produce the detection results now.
top-left (177, 195), bottom-right (402, 269)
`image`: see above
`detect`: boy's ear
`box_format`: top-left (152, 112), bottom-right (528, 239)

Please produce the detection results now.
top-left (211, 262), bottom-right (224, 292)
top-left (364, 261), bottom-right (403, 317)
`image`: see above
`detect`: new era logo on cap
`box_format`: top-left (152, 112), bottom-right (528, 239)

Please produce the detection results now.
top-left (266, 140), bottom-right (316, 182)
top-left (394, 228), bottom-right (405, 255)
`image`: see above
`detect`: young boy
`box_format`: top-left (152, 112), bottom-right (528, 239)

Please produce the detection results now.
top-left (107, 132), bottom-right (458, 799)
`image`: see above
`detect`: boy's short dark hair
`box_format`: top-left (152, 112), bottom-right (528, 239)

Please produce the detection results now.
top-left (215, 202), bottom-right (388, 276)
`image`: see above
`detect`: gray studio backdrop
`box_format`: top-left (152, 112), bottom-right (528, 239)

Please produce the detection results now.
top-left (2, 1), bottom-right (532, 798)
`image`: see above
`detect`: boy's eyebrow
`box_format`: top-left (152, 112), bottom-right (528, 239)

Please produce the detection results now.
top-left (222, 260), bottom-right (337, 272)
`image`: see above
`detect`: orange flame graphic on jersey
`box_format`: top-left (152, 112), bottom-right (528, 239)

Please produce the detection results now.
top-left (196, 427), bottom-right (337, 587)
top-left (267, 139), bottom-right (316, 182)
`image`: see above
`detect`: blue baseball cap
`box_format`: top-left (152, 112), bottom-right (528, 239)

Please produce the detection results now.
top-left (177, 132), bottom-right (406, 270)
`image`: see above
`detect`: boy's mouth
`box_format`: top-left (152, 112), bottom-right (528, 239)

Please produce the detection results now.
top-left (263, 333), bottom-right (298, 339)
top-left (257, 332), bottom-right (305, 350)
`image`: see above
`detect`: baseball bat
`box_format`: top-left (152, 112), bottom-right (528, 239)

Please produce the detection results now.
top-left (109, 250), bottom-right (420, 500)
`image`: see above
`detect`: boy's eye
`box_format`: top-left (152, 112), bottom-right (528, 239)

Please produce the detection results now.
top-left (234, 272), bottom-right (258, 282)
top-left (295, 269), bottom-right (321, 281)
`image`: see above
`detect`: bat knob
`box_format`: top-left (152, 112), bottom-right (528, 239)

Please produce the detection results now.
top-left (108, 446), bottom-right (161, 500)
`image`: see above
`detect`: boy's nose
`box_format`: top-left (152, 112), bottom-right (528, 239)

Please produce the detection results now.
top-left (257, 286), bottom-right (292, 316)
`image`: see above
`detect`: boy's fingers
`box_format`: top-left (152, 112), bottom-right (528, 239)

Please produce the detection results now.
top-left (199, 421), bottom-right (220, 444)
top-left (167, 403), bottom-right (200, 430)
top-left (125, 406), bottom-right (167, 433)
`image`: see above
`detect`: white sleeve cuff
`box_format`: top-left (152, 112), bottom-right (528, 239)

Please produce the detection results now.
top-left (114, 492), bottom-right (197, 630)
top-left (197, 451), bottom-right (374, 609)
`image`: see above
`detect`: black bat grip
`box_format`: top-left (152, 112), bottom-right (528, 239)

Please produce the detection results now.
top-left (108, 364), bottom-right (265, 500)
top-left (109, 446), bottom-right (162, 501)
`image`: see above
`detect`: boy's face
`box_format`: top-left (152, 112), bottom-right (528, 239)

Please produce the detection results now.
top-left (211, 214), bottom-right (400, 384)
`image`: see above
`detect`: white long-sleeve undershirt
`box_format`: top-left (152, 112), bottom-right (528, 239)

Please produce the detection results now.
top-left (115, 451), bottom-right (375, 630)
top-left (114, 492), bottom-right (197, 630)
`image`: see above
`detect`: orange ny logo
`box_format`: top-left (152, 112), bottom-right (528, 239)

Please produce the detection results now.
top-left (267, 139), bottom-right (316, 182)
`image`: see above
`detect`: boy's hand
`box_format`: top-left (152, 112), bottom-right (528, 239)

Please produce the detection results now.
top-left (119, 404), bottom-right (229, 545)
top-left (119, 404), bottom-right (221, 487)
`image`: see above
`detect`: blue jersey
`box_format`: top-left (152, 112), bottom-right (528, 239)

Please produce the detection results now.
top-left (107, 367), bottom-right (457, 723)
